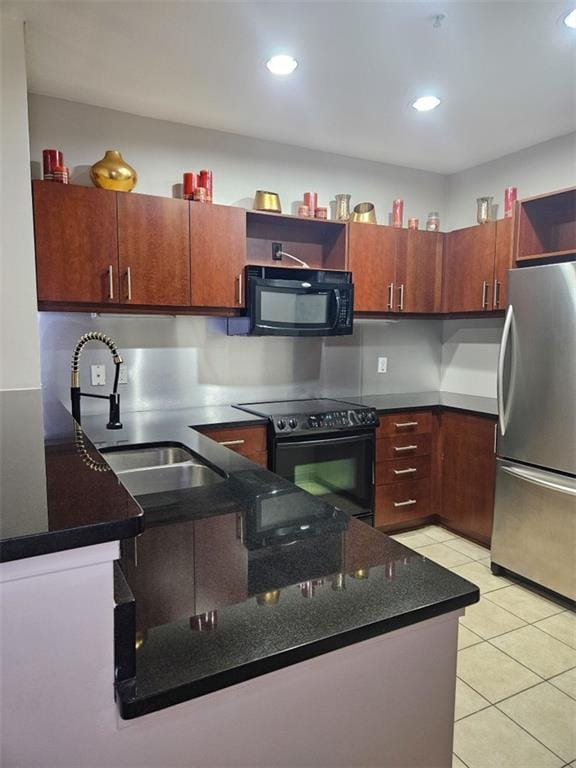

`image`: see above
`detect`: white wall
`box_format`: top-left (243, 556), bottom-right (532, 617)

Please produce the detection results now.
top-left (28, 94), bottom-right (447, 226)
top-left (0, 17), bottom-right (41, 390)
top-left (445, 131), bottom-right (576, 230)
top-left (440, 317), bottom-right (504, 398)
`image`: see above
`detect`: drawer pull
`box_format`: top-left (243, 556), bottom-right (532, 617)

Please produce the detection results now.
top-left (394, 421), bottom-right (419, 428)
top-left (393, 467), bottom-right (417, 475)
top-left (218, 439), bottom-right (246, 446)
top-left (394, 499), bottom-right (417, 508)
top-left (394, 445), bottom-right (418, 452)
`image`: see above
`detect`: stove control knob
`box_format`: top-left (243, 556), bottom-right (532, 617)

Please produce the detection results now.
top-left (277, 419), bottom-right (286, 430)
top-left (289, 418), bottom-right (297, 429)
top-left (308, 416), bottom-right (317, 428)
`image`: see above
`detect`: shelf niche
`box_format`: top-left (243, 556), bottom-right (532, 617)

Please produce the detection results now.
top-left (516, 187), bottom-right (576, 263)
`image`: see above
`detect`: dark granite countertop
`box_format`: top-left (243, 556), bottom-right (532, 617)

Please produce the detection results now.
top-left (0, 391), bottom-right (143, 563)
top-left (344, 391), bottom-right (498, 416)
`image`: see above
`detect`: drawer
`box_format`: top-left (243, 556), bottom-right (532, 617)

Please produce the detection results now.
top-left (245, 451), bottom-right (268, 469)
top-left (375, 456), bottom-right (431, 486)
top-left (376, 434), bottom-right (432, 461)
top-left (376, 411), bottom-right (432, 439)
top-left (197, 425), bottom-right (267, 456)
top-left (375, 479), bottom-right (431, 527)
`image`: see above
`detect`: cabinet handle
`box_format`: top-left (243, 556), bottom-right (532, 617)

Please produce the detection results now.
top-left (218, 439), bottom-right (245, 446)
top-left (394, 421), bottom-right (419, 428)
top-left (481, 280), bottom-right (489, 309)
top-left (493, 280), bottom-right (501, 309)
top-left (126, 266), bottom-right (132, 301)
top-left (493, 423), bottom-right (498, 455)
top-left (398, 283), bottom-right (405, 311)
top-left (393, 499), bottom-right (417, 507)
top-left (394, 444), bottom-right (418, 452)
top-left (393, 468), bottom-right (417, 475)
top-left (387, 282), bottom-right (395, 310)
top-left (237, 272), bottom-right (243, 306)
top-left (107, 265), bottom-right (114, 300)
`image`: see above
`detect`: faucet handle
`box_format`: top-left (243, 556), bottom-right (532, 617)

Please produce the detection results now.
top-left (107, 393), bottom-right (123, 430)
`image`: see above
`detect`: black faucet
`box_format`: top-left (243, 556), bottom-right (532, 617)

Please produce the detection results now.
top-left (70, 332), bottom-right (124, 430)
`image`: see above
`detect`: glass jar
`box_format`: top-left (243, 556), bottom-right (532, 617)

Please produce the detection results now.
top-left (334, 193), bottom-right (351, 221)
top-left (476, 197), bottom-right (493, 224)
top-left (426, 212), bottom-right (440, 231)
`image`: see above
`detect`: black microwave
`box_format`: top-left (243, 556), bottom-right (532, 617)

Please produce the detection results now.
top-left (227, 265), bottom-right (354, 337)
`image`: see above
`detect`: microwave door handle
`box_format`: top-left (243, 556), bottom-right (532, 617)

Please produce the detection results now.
top-left (331, 290), bottom-right (342, 328)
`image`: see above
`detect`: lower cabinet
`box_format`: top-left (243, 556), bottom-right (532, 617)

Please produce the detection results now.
top-left (438, 411), bottom-right (497, 547)
top-left (195, 424), bottom-right (268, 468)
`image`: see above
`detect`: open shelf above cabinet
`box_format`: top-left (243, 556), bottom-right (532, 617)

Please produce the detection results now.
top-left (245, 210), bottom-right (347, 271)
top-left (515, 187), bottom-right (576, 264)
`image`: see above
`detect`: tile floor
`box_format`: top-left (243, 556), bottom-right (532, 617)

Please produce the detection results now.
top-left (390, 525), bottom-right (576, 768)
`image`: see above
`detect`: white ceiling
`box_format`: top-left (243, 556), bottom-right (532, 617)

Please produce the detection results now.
top-left (6, 0), bottom-right (576, 173)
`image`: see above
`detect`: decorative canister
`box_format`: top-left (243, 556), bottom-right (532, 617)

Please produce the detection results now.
top-left (183, 172), bottom-right (196, 200)
top-left (194, 187), bottom-right (207, 203)
top-left (426, 212), bottom-right (440, 231)
top-left (408, 217), bottom-right (419, 230)
top-left (392, 199), bottom-right (404, 228)
top-left (352, 202), bottom-right (377, 224)
top-left (315, 207), bottom-right (328, 219)
top-left (334, 193), bottom-right (351, 221)
top-left (298, 204), bottom-right (310, 217)
top-left (53, 165), bottom-right (69, 184)
top-left (504, 187), bottom-right (517, 218)
top-left (476, 196), bottom-right (493, 224)
top-left (90, 150), bottom-right (137, 192)
top-left (198, 170), bottom-right (213, 202)
top-left (303, 192), bottom-right (318, 212)
top-left (43, 149), bottom-right (64, 181)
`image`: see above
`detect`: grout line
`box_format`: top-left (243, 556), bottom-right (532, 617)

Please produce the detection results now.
top-left (482, 591), bottom-right (566, 624)
top-left (486, 620), bottom-right (576, 654)
top-left (452, 749), bottom-right (473, 768)
top-left (456, 671), bottom-right (545, 708)
top-left (494, 704), bottom-right (571, 764)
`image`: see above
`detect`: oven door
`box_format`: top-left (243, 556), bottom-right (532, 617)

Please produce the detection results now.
top-left (249, 279), bottom-right (346, 336)
top-left (273, 431), bottom-right (375, 520)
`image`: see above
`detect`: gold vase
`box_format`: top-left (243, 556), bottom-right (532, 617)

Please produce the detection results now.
top-left (90, 150), bottom-right (137, 192)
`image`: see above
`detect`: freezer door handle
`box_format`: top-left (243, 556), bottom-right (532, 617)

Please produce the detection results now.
top-left (497, 303), bottom-right (514, 436)
top-left (501, 465), bottom-right (576, 496)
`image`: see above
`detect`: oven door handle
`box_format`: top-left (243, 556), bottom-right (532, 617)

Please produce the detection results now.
top-left (278, 432), bottom-right (374, 449)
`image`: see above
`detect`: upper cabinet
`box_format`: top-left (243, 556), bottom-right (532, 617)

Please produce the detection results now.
top-left (348, 223), bottom-right (442, 313)
top-left (117, 194), bottom-right (190, 307)
top-left (442, 218), bottom-right (514, 313)
top-left (515, 187), bottom-right (576, 264)
top-left (190, 202), bottom-right (247, 309)
top-left (33, 181), bottom-right (119, 304)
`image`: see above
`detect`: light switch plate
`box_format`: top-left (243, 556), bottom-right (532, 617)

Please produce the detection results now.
top-left (377, 356), bottom-right (388, 374)
top-left (118, 364), bottom-right (128, 385)
top-left (91, 364), bottom-right (106, 386)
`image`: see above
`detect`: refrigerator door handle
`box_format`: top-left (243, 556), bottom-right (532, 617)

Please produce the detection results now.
top-left (497, 303), bottom-right (514, 436)
top-left (501, 465), bottom-right (576, 496)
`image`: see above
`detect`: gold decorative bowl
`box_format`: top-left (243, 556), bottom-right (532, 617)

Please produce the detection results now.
top-left (254, 190), bottom-right (282, 213)
top-left (351, 202), bottom-right (377, 224)
top-left (90, 150), bottom-right (137, 192)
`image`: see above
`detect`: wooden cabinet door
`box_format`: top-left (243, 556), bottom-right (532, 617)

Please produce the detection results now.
top-left (395, 230), bottom-right (443, 313)
top-left (442, 223), bottom-right (496, 312)
top-left (33, 181), bottom-right (119, 304)
top-left (190, 203), bottom-right (247, 309)
top-left (117, 194), bottom-right (190, 306)
top-left (493, 218), bottom-right (514, 309)
top-left (348, 223), bottom-right (396, 312)
top-left (439, 411), bottom-right (497, 546)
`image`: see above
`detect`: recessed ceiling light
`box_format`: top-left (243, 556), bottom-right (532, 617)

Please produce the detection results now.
top-left (564, 8), bottom-right (576, 27)
top-left (266, 55), bottom-right (298, 76)
top-left (411, 95), bottom-right (441, 112)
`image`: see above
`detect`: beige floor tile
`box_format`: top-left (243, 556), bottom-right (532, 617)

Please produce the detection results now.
top-left (451, 561), bottom-right (510, 594)
top-left (389, 531), bottom-right (437, 548)
top-left (549, 668), bottom-right (576, 701)
top-left (445, 537), bottom-right (490, 561)
top-left (413, 542), bottom-right (473, 568)
top-left (452, 754), bottom-right (467, 768)
top-left (484, 584), bottom-right (565, 624)
top-left (457, 642), bottom-right (541, 703)
top-left (455, 678), bottom-right (490, 721)
top-left (498, 682), bottom-right (576, 763)
top-left (460, 597), bottom-right (526, 639)
top-left (458, 624), bottom-right (484, 650)
top-left (492, 625), bottom-right (576, 678)
top-left (453, 707), bottom-right (563, 768)
top-left (418, 525), bottom-right (458, 543)
top-left (535, 612), bottom-right (576, 649)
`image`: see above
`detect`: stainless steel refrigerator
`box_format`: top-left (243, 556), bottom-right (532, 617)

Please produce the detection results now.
top-left (491, 262), bottom-right (576, 603)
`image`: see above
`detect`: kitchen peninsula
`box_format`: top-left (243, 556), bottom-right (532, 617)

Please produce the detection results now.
top-left (0, 389), bottom-right (478, 768)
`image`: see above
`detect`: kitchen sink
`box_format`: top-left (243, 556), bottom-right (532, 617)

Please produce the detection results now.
top-left (101, 444), bottom-right (225, 496)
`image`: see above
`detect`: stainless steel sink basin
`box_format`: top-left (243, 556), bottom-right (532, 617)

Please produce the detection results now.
top-left (101, 444), bottom-right (225, 496)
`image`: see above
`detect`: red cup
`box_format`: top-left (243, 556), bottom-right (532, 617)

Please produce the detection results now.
top-left (198, 170), bottom-right (212, 202)
top-left (43, 149), bottom-right (64, 181)
top-left (183, 172), bottom-right (196, 199)
top-left (392, 199), bottom-right (404, 228)
top-left (504, 187), bottom-right (517, 218)
top-left (303, 192), bottom-right (317, 212)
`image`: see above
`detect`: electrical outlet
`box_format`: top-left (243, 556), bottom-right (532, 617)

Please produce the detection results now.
top-left (377, 356), bottom-right (388, 374)
top-left (272, 242), bottom-right (283, 260)
top-left (118, 364), bottom-right (128, 385)
top-left (90, 364), bottom-right (106, 386)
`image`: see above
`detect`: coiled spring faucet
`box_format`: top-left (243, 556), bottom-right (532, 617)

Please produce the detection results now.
top-left (70, 332), bottom-right (123, 430)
